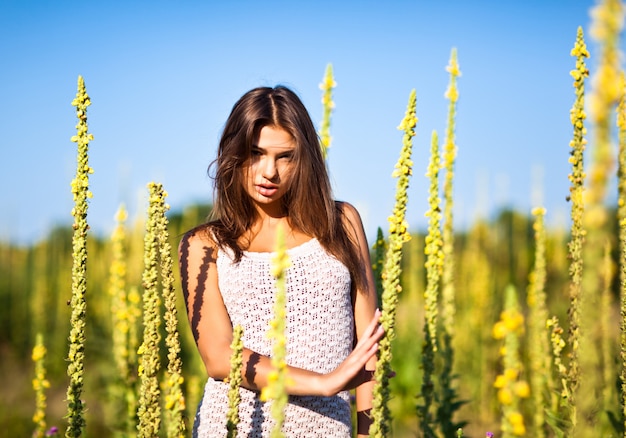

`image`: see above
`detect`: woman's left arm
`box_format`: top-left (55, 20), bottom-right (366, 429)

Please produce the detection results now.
top-left (340, 202), bottom-right (379, 438)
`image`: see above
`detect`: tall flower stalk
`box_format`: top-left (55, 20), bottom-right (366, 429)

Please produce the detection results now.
top-left (110, 205), bottom-right (129, 379)
top-left (370, 89), bottom-right (417, 437)
top-left (137, 184), bottom-right (164, 437)
top-left (441, 48), bottom-right (460, 349)
top-left (438, 48), bottom-right (464, 437)
top-left (526, 207), bottom-right (550, 437)
top-left (260, 226), bottom-right (291, 438)
top-left (418, 130), bottom-right (443, 438)
top-left (565, 27), bottom-right (589, 432)
top-left (108, 205), bottom-right (135, 437)
top-left (30, 244), bottom-right (48, 338)
top-left (126, 285), bottom-right (141, 429)
top-left (458, 222), bottom-right (494, 426)
top-left (423, 130), bottom-right (443, 349)
top-left (617, 69), bottom-right (626, 435)
top-left (579, 0), bottom-right (623, 432)
top-left (65, 75), bottom-right (93, 438)
top-left (600, 242), bottom-right (615, 417)
top-left (493, 286), bottom-right (529, 438)
top-left (226, 325), bottom-right (244, 438)
top-left (318, 63), bottom-right (336, 159)
top-left (371, 227), bottom-right (386, 306)
top-left (32, 333), bottom-right (50, 438)
top-left (148, 183), bottom-right (187, 438)
top-left (546, 315), bottom-right (569, 434)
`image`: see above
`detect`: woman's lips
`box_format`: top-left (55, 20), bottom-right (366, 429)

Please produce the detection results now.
top-left (256, 184), bottom-right (278, 197)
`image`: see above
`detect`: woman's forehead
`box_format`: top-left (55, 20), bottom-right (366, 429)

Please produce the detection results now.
top-left (254, 126), bottom-right (296, 150)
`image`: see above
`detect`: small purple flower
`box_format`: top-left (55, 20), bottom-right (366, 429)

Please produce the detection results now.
top-left (45, 426), bottom-right (59, 437)
top-left (485, 433), bottom-right (494, 438)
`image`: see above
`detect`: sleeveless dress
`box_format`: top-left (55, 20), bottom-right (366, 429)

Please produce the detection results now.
top-left (193, 238), bottom-right (355, 437)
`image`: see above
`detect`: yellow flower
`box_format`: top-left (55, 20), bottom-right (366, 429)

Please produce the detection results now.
top-left (501, 309), bottom-right (524, 332)
top-left (32, 344), bottom-right (46, 362)
top-left (493, 321), bottom-right (507, 339)
top-left (531, 206), bottom-right (546, 216)
top-left (508, 412), bottom-right (526, 435)
top-left (504, 368), bottom-right (518, 381)
top-left (445, 49), bottom-right (462, 77)
top-left (498, 388), bottom-right (513, 405)
top-left (513, 380), bottom-right (530, 398)
top-left (444, 86), bottom-right (459, 102)
top-left (494, 374), bottom-right (507, 388)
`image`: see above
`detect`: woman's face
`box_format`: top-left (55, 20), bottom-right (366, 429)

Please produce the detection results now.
top-left (242, 125), bottom-right (297, 215)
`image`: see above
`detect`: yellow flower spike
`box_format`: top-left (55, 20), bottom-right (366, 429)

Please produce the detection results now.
top-left (143, 183), bottom-right (188, 438)
top-left (32, 333), bottom-right (49, 438)
top-left (617, 63), bottom-right (626, 438)
top-left (495, 286), bottom-right (527, 438)
top-left (578, 2), bottom-right (623, 433)
top-left (65, 75), bottom-right (93, 438)
top-left (318, 64), bottom-right (336, 159)
top-left (107, 204), bottom-right (141, 434)
top-left (547, 315), bottom-right (571, 404)
top-left (262, 225), bottom-right (291, 438)
top-left (424, 129), bottom-right (443, 350)
top-left (527, 205), bottom-right (552, 436)
top-left (417, 122), bottom-right (444, 434)
top-left (371, 89), bottom-right (417, 438)
top-left (563, 29), bottom-right (590, 435)
top-left (137, 182), bottom-right (176, 437)
top-left (226, 325), bottom-right (244, 437)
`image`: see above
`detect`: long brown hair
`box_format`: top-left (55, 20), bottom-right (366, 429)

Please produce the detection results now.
top-left (205, 86), bottom-right (366, 291)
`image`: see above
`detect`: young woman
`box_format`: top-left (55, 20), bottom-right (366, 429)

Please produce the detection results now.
top-left (179, 86), bottom-right (382, 437)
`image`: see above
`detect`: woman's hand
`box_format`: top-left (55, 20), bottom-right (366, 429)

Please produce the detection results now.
top-left (318, 309), bottom-right (383, 397)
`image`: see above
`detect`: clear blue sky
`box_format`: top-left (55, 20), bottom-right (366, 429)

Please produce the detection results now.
top-left (0, 0), bottom-right (619, 245)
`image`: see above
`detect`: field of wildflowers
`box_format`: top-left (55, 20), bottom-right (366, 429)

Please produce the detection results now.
top-left (0, 0), bottom-right (625, 436)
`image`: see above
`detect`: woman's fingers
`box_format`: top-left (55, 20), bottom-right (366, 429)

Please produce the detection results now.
top-left (333, 310), bottom-right (384, 390)
top-left (321, 310), bottom-right (385, 395)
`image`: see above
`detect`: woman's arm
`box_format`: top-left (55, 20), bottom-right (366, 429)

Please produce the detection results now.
top-left (339, 202), bottom-right (380, 437)
top-left (178, 228), bottom-right (382, 397)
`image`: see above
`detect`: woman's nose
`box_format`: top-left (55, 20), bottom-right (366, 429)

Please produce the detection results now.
top-left (261, 157), bottom-right (278, 180)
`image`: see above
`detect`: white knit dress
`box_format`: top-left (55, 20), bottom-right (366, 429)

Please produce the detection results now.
top-left (192, 238), bottom-right (354, 437)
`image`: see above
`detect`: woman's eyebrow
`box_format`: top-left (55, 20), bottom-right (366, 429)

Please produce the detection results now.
top-left (251, 143), bottom-right (295, 151)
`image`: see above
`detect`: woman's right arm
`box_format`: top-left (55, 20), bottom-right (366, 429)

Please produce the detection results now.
top-left (179, 229), bottom-right (383, 397)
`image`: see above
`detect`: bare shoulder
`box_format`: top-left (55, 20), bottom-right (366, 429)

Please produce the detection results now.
top-left (178, 225), bottom-right (218, 259)
top-left (336, 200), bottom-right (362, 221)
top-left (336, 201), bottom-right (365, 233)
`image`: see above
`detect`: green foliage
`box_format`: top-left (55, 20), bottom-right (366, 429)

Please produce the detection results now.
top-left (0, 202), bottom-right (622, 436)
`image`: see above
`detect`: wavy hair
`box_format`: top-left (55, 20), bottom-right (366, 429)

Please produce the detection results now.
top-left (206, 86), bottom-right (365, 291)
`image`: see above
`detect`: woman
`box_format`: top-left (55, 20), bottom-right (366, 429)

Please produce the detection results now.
top-left (179, 86), bottom-right (382, 437)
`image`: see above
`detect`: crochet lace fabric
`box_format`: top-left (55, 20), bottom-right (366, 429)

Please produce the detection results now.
top-left (193, 238), bottom-right (354, 437)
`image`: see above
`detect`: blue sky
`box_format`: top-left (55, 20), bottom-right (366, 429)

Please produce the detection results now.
top-left (0, 0), bottom-right (620, 245)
